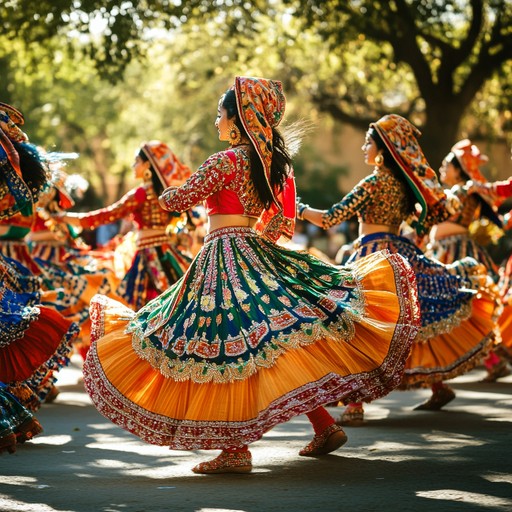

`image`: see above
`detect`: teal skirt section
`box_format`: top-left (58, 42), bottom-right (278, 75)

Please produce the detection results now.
top-left (128, 227), bottom-right (367, 383)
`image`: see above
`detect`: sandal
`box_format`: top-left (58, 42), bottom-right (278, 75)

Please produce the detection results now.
top-left (16, 417), bottom-right (43, 444)
top-left (299, 423), bottom-right (347, 457)
top-left (0, 433), bottom-right (17, 455)
top-left (481, 360), bottom-right (511, 383)
top-left (192, 450), bottom-right (252, 474)
top-left (335, 405), bottom-right (365, 426)
top-left (414, 386), bottom-right (455, 411)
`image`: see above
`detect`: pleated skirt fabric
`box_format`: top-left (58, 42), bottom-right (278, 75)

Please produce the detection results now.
top-left (116, 241), bottom-right (192, 310)
top-left (428, 232), bottom-right (511, 353)
top-left (346, 232), bottom-right (500, 388)
top-left (0, 253), bottom-right (79, 407)
top-left (84, 227), bottom-right (420, 450)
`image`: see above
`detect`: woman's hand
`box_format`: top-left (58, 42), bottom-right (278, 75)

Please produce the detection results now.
top-left (296, 202), bottom-right (309, 221)
top-left (52, 211), bottom-right (82, 227)
top-left (158, 187), bottom-right (178, 210)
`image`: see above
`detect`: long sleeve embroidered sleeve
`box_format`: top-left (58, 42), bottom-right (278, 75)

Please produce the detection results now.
top-left (159, 152), bottom-right (234, 213)
top-left (78, 188), bottom-right (143, 230)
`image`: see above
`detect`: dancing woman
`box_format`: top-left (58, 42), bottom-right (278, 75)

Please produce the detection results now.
top-left (0, 103), bottom-right (79, 414)
top-left (82, 77), bottom-right (420, 474)
top-left (60, 141), bottom-right (193, 309)
top-left (298, 115), bottom-right (500, 422)
top-left (427, 140), bottom-right (509, 382)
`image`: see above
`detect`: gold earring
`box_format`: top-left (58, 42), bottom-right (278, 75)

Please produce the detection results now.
top-left (229, 122), bottom-right (241, 146)
top-left (143, 169), bottom-right (152, 182)
top-left (374, 154), bottom-right (384, 166)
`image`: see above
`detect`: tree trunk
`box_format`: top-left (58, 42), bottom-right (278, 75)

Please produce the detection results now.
top-left (420, 100), bottom-right (465, 173)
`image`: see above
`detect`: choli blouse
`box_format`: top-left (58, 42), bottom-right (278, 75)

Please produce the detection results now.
top-left (159, 147), bottom-right (265, 218)
top-left (321, 166), bottom-right (411, 230)
top-left (78, 185), bottom-right (176, 231)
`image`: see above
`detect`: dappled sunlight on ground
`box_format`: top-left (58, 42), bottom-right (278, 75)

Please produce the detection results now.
top-left (416, 489), bottom-right (512, 510)
top-left (1, 367), bottom-right (511, 511)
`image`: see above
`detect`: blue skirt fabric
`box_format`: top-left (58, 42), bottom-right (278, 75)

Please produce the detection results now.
top-left (347, 232), bottom-right (478, 340)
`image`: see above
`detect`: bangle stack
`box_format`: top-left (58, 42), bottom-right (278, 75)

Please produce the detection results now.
top-left (297, 203), bottom-right (309, 221)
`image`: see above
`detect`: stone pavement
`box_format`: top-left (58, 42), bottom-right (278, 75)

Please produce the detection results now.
top-left (0, 357), bottom-right (511, 512)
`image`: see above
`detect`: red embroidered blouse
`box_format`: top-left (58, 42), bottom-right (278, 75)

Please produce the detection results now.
top-left (159, 147), bottom-right (265, 218)
top-left (77, 185), bottom-right (176, 231)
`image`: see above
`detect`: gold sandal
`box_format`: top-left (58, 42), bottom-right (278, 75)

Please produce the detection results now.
top-left (481, 360), bottom-right (511, 382)
top-left (335, 405), bottom-right (365, 426)
top-left (192, 450), bottom-right (253, 474)
top-left (299, 424), bottom-right (348, 457)
top-left (414, 386), bottom-right (455, 411)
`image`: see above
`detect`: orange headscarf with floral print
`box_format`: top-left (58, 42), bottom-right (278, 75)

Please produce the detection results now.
top-left (141, 141), bottom-right (191, 189)
top-left (449, 139), bottom-right (503, 226)
top-left (233, 76), bottom-right (296, 242)
top-left (371, 114), bottom-right (450, 235)
top-left (450, 139), bottom-right (488, 183)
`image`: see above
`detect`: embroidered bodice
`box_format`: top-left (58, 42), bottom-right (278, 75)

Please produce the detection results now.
top-left (159, 147), bottom-right (265, 218)
top-left (321, 166), bottom-right (411, 229)
top-left (78, 185), bottom-right (176, 231)
top-left (444, 184), bottom-right (479, 228)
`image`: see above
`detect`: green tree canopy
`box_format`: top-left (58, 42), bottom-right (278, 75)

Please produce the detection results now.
top-left (2, 0), bottom-right (511, 172)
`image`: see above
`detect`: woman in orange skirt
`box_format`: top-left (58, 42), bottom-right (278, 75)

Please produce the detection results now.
top-left (427, 141), bottom-right (510, 383)
top-left (83, 77), bottom-right (420, 474)
top-left (298, 116), bottom-right (500, 423)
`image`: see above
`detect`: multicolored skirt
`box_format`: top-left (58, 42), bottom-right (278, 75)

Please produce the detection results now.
top-left (0, 383), bottom-right (43, 453)
top-left (426, 233), bottom-right (499, 279)
top-left (347, 232), bottom-right (500, 387)
top-left (84, 226), bottom-right (419, 450)
top-left (427, 232), bottom-right (511, 352)
top-left (0, 253), bottom-right (79, 408)
top-left (116, 235), bottom-right (192, 309)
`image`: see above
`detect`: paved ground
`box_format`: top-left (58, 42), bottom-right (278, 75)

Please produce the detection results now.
top-left (0, 357), bottom-right (511, 512)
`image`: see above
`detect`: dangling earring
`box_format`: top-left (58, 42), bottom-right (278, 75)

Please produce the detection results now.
top-left (374, 154), bottom-right (384, 167)
top-left (229, 122), bottom-right (242, 146)
top-left (143, 169), bottom-right (153, 183)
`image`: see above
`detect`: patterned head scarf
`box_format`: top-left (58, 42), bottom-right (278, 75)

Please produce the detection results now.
top-left (37, 168), bottom-right (76, 210)
top-left (449, 139), bottom-right (502, 227)
top-left (0, 102), bottom-right (34, 219)
top-left (449, 139), bottom-right (488, 182)
top-left (233, 76), bottom-right (295, 241)
top-left (141, 141), bottom-right (191, 189)
top-left (0, 102), bottom-right (28, 142)
top-left (371, 114), bottom-right (449, 235)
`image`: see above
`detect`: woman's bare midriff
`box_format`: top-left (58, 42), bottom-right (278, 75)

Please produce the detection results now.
top-left (359, 222), bottom-right (400, 237)
top-left (430, 222), bottom-right (468, 241)
top-left (26, 231), bottom-right (65, 244)
top-left (208, 214), bottom-right (258, 232)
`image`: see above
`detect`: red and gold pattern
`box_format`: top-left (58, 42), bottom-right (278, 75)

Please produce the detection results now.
top-left (141, 140), bottom-right (191, 189)
top-left (450, 139), bottom-right (488, 183)
top-left (75, 183), bottom-right (191, 309)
